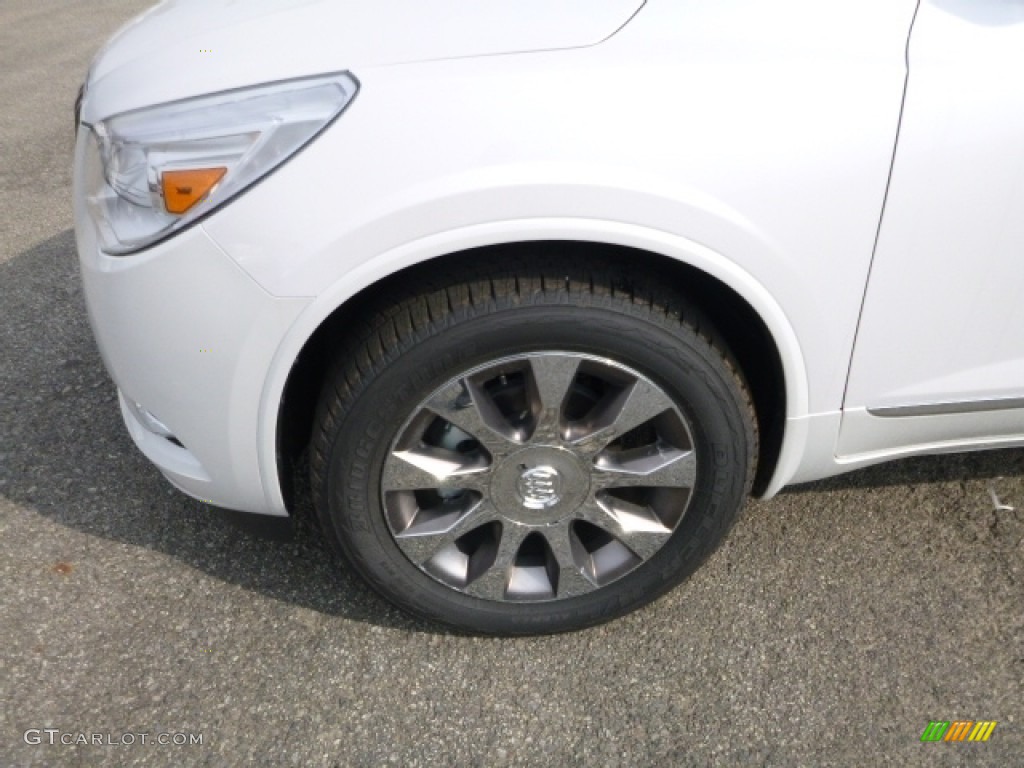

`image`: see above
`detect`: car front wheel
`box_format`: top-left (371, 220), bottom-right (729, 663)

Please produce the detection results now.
top-left (310, 261), bottom-right (757, 634)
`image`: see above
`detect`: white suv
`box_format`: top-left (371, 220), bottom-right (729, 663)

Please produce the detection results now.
top-left (73, 0), bottom-right (1024, 633)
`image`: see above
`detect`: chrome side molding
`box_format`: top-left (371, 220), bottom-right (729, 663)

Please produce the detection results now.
top-left (867, 397), bottom-right (1024, 418)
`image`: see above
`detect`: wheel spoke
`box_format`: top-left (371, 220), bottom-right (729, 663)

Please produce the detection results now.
top-left (541, 523), bottom-right (600, 597)
top-left (526, 355), bottom-right (580, 443)
top-left (382, 446), bottom-right (489, 492)
top-left (571, 378), bottom-right (675, 456)
top-left (392, 499), bottom-right (498, 565)
top-left (423, 379), bottom-right (519, 458)
top-left (593, 446), bottom-right (696, 489)
top-left (463, 524), bottom-right (532, 600)
top-left (578, 499), bottom-right (673, 561)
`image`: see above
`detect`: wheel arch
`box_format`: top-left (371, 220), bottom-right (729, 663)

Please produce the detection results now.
top-left (261, 222), bottom-right (809, 515)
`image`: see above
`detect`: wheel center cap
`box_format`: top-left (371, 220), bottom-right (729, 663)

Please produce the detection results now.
top-left (490, 446), bottom-right (590, 523)
top-left (517, 465), bottom-right (562, 509)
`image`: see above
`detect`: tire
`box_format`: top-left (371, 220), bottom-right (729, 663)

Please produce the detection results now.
top-left (310, 259), bottom-right (757, 635)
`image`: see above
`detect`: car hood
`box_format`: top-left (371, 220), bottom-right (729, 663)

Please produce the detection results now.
top-left (84, 0), bottom-right (643, 119)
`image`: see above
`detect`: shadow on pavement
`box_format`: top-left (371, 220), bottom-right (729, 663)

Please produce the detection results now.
top-left (0, 230), bottom-right (443, 634)
top-left (2, 230), bottom-right (1021, 628)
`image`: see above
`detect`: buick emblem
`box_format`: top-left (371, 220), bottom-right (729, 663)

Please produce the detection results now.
top-left (517, 465), bottom-right (562, 509)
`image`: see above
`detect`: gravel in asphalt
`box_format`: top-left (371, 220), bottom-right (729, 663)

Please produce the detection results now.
top-left (1, 2), bottom-right (1021, 765)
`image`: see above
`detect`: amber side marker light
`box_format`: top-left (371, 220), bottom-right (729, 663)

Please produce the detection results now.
top-left (162, 167), bottom-right (227, 214)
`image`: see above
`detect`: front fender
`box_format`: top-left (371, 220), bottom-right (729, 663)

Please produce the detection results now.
top-left (248, 217), bottom-right (810, 514)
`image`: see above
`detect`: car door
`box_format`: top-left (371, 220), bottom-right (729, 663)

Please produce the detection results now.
top-left (840, 0), bottom-right (1024, 457)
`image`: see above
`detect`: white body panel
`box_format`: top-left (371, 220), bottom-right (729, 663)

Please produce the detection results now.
top-left (201, 0), bottom-right (917, 500)
top-left (73, 133), bottom-right (310, 513)
top-left (840, 0), bottom-right (1024, 459)
top-left (74, 0), bottom-right (1023, 514)
top-left (203, 0), bottom-right (916, 415)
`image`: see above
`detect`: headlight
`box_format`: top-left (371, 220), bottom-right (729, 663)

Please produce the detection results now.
top-left (82, 72), bottom-right (358, 255)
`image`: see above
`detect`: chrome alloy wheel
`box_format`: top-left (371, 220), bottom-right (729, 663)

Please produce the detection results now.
top-left (380, 352), bottom-right (698, 602)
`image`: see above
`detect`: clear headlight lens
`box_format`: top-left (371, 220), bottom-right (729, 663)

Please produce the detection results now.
top-left (82, 72), bottom-right (358, 255)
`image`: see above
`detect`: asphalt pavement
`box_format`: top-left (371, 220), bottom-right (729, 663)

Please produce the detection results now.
top-left (1, 2), bottom-right (1021, 765)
